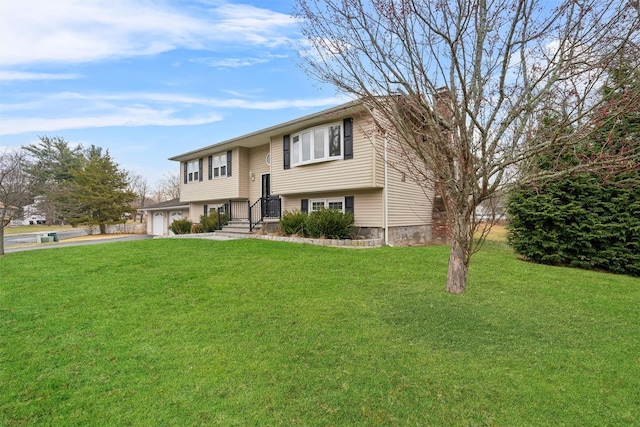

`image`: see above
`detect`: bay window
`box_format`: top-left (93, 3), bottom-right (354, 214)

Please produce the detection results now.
top-left (291, 122), bottom-right (342, 166)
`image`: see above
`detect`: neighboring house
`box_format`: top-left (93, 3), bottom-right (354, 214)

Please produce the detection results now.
top-left (20, 198), bottom-right (46, 225)
top-left (142, 198), bottom-right (190, 236)
top-left (168, 100), bottom-right (445, 245)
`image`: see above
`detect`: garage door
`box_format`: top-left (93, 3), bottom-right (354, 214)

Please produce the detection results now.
top-left (168, 211), bottom-right (183, 235)
top-left (152, 212), bottom-right (164, 235)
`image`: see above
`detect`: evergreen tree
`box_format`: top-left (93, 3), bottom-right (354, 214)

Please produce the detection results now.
top-left (507, 65), bottom-right (640, 276)
top-left (24, 136), bottom-right (84, 225)
top-left (62, 146), bottom-right (137, 234)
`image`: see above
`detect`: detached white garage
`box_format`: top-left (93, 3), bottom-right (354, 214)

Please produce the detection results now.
top-left (142, 198), bottom-right (190, 236)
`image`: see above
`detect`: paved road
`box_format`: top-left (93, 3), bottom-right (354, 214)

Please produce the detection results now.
top-left (4, 229), bottom-right (87, 247)
top-left (4, 231), bottom-right (153, 254)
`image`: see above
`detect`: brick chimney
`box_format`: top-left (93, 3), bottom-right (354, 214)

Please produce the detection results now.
top-left (434, 87), bottom-right (453, 128)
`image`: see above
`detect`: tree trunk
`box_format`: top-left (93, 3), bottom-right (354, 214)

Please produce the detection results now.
top-left (446, 218), bottom-right (471, 294)
top-left (99, 223), bottom-right (107, 234)
top-left (446, 237), bottom-right (468, 294)
top-left (0, 223), bottom-right (5, 256)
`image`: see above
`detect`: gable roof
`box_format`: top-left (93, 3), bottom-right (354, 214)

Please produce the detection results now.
top-left (141, 198), bottom-right (189, 211)
top-left (169, 100), bottom-right (364, 162)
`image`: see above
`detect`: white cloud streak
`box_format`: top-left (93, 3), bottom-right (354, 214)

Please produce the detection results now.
top-left (0, 92), bottom-right (345, 136)
top-left (0, 71), bottom-right (82, 81)
top-left (190, 53), bottom-right (290, 69)
top-left (41, 92), bottom-right (343, 109)
top-left (0, 110), bottom-right (224, 136)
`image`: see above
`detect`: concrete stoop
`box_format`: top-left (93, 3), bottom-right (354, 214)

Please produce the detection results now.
top-left (214, 220), bottom-right (260, 239)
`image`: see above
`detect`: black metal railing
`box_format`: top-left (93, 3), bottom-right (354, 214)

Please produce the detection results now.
top-left (223, 200), bottom-right (250, 221)
top-left (217, 196), bottom-right (281, 232)
top-left (249, 198), bottom-right (261, 231)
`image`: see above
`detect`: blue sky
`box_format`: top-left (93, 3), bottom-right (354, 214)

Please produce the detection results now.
top-left (0, 0), bottom-right (343, 186)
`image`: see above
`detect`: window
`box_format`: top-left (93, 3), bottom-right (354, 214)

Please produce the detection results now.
top-left (187, 160), bottom-right (199, 182)
top-left (291, 123), bottom-right (342, 166)
top-left (211, 153), bottom-right (227, 179)
top-left (302, 196), bottom-right (353, 215)
top-left (310, 198), bottom-right (344, 213)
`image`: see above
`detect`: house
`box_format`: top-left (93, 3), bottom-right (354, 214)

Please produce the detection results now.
top-left (20, 198), bottom-right (46, 225)
top-left (164, 100), bottom-right (445, 245)
top-left (142, 198), bottom-right (190, 236)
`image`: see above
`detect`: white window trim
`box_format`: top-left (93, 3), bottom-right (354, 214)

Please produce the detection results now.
top-left (187, 160), bottom-right (199, 182)
top-left (310, 197), bottom-right (345, 213)
top-left (212, 153), bottom-right (227, 179)
top-left (291, 122), bottom-right (342, 167)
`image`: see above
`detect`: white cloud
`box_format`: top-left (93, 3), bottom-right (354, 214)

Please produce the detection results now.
top-left (192, 56), bottom-right (270, 68)
top-left (191, 53), bottom-right (289, 69)
top-left (0, 71), bottom-right (82, 81)
top-left (0, 1), bottom-right (298, 67)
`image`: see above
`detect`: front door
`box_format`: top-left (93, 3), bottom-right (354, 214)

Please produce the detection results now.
top-left (261, 174), bottom-right (271, 217)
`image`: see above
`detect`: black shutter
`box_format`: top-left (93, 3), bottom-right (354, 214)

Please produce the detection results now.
top-left (283, 134), bottom-right (290, 169)
top-left (345, 196), bottom-right (354, 214)
top-left (301, 199), bottom-right (308, 213)
top-left (183, 162), bottom-right (188, 184)
top-left (343, 118), bottom-right (353, 160)
top-left (204, 204), bottom-right (208, 216)
top-left (208, 156), bottom-right (212, 180)
top-left (227, 150), bottom-right (232, 177)
top-left (198, 158), bottom-right (203, 181)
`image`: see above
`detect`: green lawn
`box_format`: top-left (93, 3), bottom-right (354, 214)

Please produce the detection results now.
top-left (1, 239), bottom-right (638, 426)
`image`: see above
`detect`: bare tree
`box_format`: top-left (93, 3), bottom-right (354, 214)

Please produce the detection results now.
top-left (153, 171), bottom-right (180, 202)
top-left (0, 149), bottom-right (33, 255)
top-left (294, 0), bottom-right (640, 293)
top-left (128, 173), bottom-right (150, 222)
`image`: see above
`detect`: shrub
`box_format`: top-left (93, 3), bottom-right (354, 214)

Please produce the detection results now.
top-left (200, 211), bottom-right (229, 232)
top-left (507, 173), bottom-right (640, 276)
top-left (280, 210), bottom-right (308, 237)
top-left (305, 208), bottom-right (355, 239)
top-left (190, 224), bottom-right (203, 234)
top-left (169, 219), bottom-right (193, 235)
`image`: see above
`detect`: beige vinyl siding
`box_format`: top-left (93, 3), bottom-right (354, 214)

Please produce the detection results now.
top-left (248, 144), bottom-right (271, 202)
top-left (281, 189), bottom-right (382, 227)
top-left (351, 190), bottom-right (383, 227)
top-left (385, 138), bottom-right (434, 227)
top-left (271, 116), bottom-right (381, 195)
top-left (179, 148), bottom-right (247, 202)
top-left (186, 203), bottom-right (207, 223)
top-left (238, 147), bottom-right (250, 201)
top-left (373, 133), bottom-right (386, 188)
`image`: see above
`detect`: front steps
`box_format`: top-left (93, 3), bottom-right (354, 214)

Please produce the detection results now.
top-left (214, 220), bottom-right (260, 239)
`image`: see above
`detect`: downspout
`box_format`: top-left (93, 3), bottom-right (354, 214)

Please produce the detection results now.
top-left (384, 135), bottom-right (390, 246)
